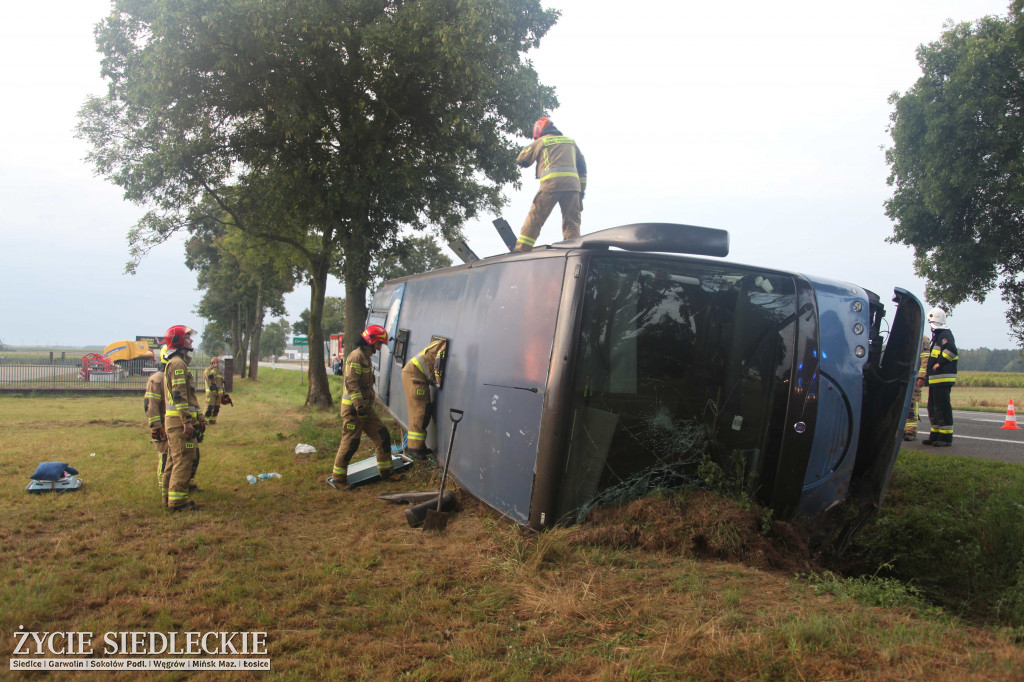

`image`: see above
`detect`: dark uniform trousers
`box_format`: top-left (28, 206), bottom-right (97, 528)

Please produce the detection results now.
top-left (927, 383), bottom-right (955, 444)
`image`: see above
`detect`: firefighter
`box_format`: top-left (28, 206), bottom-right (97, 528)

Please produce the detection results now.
top-left (920, 308), bottom-right (958, 447)
top-left (401, 337), bottom-right (448, 460)
top-left (162, 325), bottom-right (204, 511)
top-left (903, 336), bottom-right (929, 441)
top-left (327, 325), bottom-right (397, 489)
top-left (514, 117), bottom-right (587, 253)
top-left (145, 346), bottom-right (170, 501)
top-left (204, 357), bottom-right (223, 424)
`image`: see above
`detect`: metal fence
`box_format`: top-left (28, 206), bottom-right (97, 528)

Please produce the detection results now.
top-left (0, 362), bottom-right (209, 393)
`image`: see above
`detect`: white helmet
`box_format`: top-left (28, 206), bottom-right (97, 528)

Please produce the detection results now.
top-left (927, 307), bottom-right (948, 330)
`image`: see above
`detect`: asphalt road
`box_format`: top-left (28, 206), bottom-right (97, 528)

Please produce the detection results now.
top-left (904, 409), bottom-right (1024, 463)
top-left (260, 362), bottom-right (319, 372)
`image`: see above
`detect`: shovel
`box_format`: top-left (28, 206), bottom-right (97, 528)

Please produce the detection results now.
top-left (423, 408), bottom-right (464, 531)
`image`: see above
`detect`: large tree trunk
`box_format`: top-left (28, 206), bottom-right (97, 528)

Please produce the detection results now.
top-left (230, 307), bottom-right (243, 375)
top-left (342, 238), bottom-right (372, 357)
top-left (236, 303), bottom-right (250, 379)
top-left (248, 282), bottom-right (265, 381)
top-left (304, 254), bottom-right (333, 407)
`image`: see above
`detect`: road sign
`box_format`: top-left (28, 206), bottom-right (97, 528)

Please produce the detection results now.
top-left (292, 337), bottom-right (308, 345)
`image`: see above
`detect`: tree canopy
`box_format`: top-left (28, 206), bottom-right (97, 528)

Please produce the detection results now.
top-left (885, 3), bottom-right (1024, 347)
top-left (293, 297), bottom-right (346, 338)
top-left (260, 319), bottom-right (292, 359)
top-left (371, 234), bottom-right (454, 289)
top-left (185, 213), bottom-right (297, 379)
top-left (78, 0), bottom-right (559, 405)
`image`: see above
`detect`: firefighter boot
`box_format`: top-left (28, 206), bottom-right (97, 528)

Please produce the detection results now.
top-left (326, 468), bottom-right (348, 490)
top-left (168, 500), bottom-right (199, 512)
top-left (209, 404), bottom-right (220, 425)
top-left (405, 448), bottom-right (429, 461)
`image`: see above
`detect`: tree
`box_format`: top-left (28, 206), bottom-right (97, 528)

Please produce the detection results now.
top-left (371, 235), bottom-right (454, 291)
top-left (885, 5), bottom-right (1024, 347)
top-left (186, 214), bottom-right (296, 380)
top-left (260, 319), bottom-right (291, 359)
top-left (78, 0), bottom-right (559, 406)
top-left (295, 296), bottom-right (345, 342)
top-left (291, 312), bottom-right (310, 338)
top-left (201, 323), bottom-right (231, 357)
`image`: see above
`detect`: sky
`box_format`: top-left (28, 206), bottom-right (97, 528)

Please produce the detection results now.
top-left (0, 0), bottom-right (1017, 349)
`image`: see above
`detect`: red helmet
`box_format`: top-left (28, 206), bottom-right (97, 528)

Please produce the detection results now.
top-left (164, 325), bottom-right (195, 351)
top-left (361, 324), bottom-right (388, 346)
top-left (532, 117), bottom-right (552, 139)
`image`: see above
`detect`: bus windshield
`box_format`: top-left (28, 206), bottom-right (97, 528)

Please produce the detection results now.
top-left (557, 256), bottom-right (799, 520)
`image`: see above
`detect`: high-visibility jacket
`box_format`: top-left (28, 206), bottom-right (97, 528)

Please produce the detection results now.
top-left (926, 328), bottom-right (958, 385)
top-left (341, 346), bottom-right (376, 412)
top-left (164, 354), bottom-right (199, 426)
top-left (204, 364), bottom-right (223, 392)
top-left (145, 370), bottom-right (166, 429)
top-left (517, 133), bottom-right (587, 194)
top-left (407, 338), bottom-right (448, 386)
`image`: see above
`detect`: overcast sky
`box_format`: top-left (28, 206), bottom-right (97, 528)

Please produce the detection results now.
top-left (0, 0), bottom-right (1016, 348)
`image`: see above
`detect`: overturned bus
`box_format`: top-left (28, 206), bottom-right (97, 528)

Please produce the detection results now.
top-left (367, 224), bottom-right (924, 550)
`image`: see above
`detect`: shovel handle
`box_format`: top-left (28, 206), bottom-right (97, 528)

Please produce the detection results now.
top-left (436, 409), bottom-right (463, 511)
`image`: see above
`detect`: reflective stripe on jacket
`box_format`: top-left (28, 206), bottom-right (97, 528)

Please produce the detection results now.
top-left (517, 134), bottom-right (587, 193)
top-left (926, 328), bottom-right (958, 385)
top-left (145, 370), bottom-right (166, 427)
top-left (342, 346), bottom-right (376, 411)
top-left (408, 338), bottom-right (448, 386)
top-left (164, 355), bottom-right (199, 423)
top-left (204, 365), bottom-right (223, 391)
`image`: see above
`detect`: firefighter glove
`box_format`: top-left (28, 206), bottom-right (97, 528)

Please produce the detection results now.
top-left (356, 406), bottom-right (368, 420)
top-left (151, 427), bottom-right (165, 442)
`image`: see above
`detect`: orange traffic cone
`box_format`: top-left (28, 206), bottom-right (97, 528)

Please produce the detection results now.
top-left (1002, 399), bottom-right (1020, 430)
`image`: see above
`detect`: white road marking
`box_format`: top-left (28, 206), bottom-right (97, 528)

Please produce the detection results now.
top-left (949, 435), bottom-right (1024, 445)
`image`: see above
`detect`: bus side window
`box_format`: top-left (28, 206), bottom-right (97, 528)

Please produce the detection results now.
top-left (430, 335), bottom-right (450, 390)
top-left (393, 329), bottom-right (410, 366)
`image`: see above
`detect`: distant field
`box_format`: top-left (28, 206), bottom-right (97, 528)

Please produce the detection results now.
top-left (917, 372), bottom-right (1023, 411)
top-left (0, 348), bottom-right (100, 364)
top-left (955, 371), bottom-right (1024, 388)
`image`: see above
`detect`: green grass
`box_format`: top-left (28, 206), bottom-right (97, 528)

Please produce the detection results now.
top-left (840, 450), bottom-right (1024, 626)
top-left (1, 368), bottom-right (1023, 679)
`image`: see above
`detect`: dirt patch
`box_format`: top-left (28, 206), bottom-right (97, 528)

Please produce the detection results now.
top-left (567, 489), bottom-right (818, 574)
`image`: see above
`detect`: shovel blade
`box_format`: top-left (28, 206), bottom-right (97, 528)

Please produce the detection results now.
top-left (403, 491), bottom-right (457, 528)
top-left (422, 509), bottom-right (450, 531)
